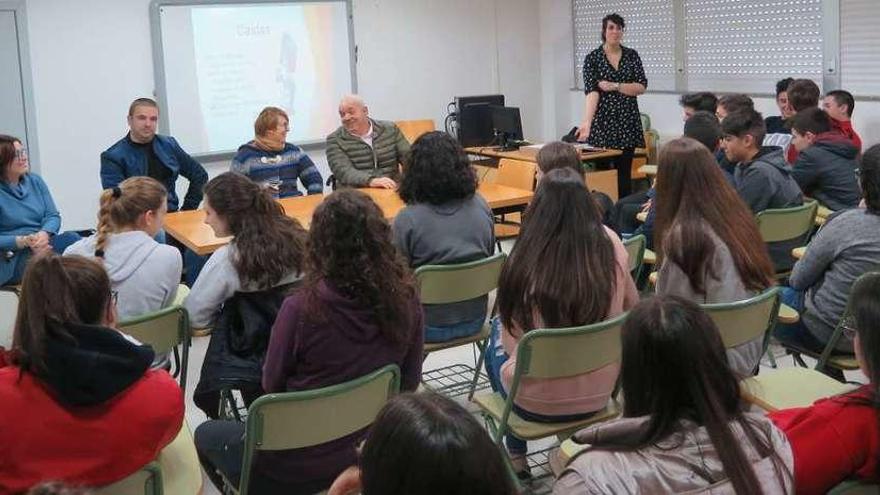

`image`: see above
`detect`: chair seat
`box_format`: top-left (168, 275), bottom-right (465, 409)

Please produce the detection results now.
top-left (784, 343), bottom-right (860, 371)
top-left (423, 322), bottom-right (490, 354)
top-left (777, 304), bottom-right (799, 324)
top-left (494, 222), bottom-right (521, 240)
top-left (643, 249), bottom-right (656, 265)
top-left (741, 367), bottom-right (856, 412)
top-left (827, 479), bottom-right (880, 495)
top-left (635, 211), bottom-right (647, 223)
top-left (558, 437), bottom-right (589, 468)
top-left (474, 392), bottom-right (619, 440)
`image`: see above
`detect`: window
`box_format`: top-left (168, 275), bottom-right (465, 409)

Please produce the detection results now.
top-left (572, 0), bottom-right (676, 92)
top-left (840, 0), bottom-right (880, 97)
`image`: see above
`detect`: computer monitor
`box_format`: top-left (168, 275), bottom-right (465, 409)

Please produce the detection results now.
top-left (490, 106), bottom-right (523, 150)
top-left (455, 94), bottom-right (504, 147)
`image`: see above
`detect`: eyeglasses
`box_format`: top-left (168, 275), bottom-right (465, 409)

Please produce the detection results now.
top-left (14, 149), bottom-right (27, 159)
top-left (842, 318), bottom-right (857, 340)
top-left (110, 290), bottom-right (119, 307)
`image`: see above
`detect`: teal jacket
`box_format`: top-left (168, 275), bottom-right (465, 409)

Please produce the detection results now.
top-left (326, 119), bottom-right (410, 187)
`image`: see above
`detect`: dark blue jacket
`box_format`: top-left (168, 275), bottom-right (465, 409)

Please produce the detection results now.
top-left (100, 134), bottom-right (208, 211)
top-left (791, 132), bottom-right (861, 212)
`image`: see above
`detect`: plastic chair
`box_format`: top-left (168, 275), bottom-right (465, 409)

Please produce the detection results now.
top-left (622, 234), bottom-right (646, 282)
top-left (394, 119), bottom-right (435, 144)
top-left (222, 365), bottom-right (401, 495)
top-left (828, 480), bottom-right (880, 494)
top-left (0, 285), bottom-right (20, 348)
top-left (702, 287), bottom-right (780, 376)
top-left (94, 462), bottom-right (163, 495)
top-left (417, 253), bottom-right (506, 399)
top-left (474, 312), bottom-right (627, 489)
top-left (756, 200), bottom-right (818, 278)
top-left (119, 305), bottom-right (191, 394)
top-left (741, 366), bottom-right (856, 412)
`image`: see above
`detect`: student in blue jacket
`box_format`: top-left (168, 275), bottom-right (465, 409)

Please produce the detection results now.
top-left (0, 135), bottom-right (80, 285)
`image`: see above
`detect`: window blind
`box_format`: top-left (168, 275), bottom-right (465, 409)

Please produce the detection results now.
top-left (840, 0), bottom-right (880, 97)
top-left (572, 0), bottom-right (676, 92)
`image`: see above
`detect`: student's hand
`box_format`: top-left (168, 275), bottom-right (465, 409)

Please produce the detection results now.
top-left (27, 231), bottom-right (51, 253)
top-left (575, 123), bottom-right (591, 142)
top-left (368, 177), bottom-right (397, 189)
top-left (328, 466), bottom-right (362, 495)
top-left (860, 198), bottom-right (867, 209)
top-left (640, 199), bottom-right (652, 213)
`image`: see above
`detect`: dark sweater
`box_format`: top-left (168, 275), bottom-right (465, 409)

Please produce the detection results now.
top-left (258, 280), bottom-right (424, 485)
top-left (791, 132), bottom-right (861, 211)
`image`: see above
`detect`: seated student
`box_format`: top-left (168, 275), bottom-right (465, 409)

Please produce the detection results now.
top-left (790, 107), bottom-right (861, 211)
top-left (715, 94), bottom-right (755, 176)
top-left (721, 109), bottom-right (803, 272)
top-left (485, 168), bottom-right (638, 476)
top-left (775, 145), bottom-right (880, 355)
top-left (536, 141), bottom-right (616, 229)
top-left (0, 254), bottom-right (183, 492)
top-left (186, 172), bottom-right (306, 414)
top-left (785, 79), bottom-right (822, 164)
top-left (195, 189), bottom-right (424, 494)
top-left (654, 138), bottom-right (776, 376)
top-left (329, 392), bottom-right (516, 495)
top-left (823, 89), bottom-right (862, 153)
top-left (394, 131), bottom-right (494, 343)
top-left (679, 91), bottom-right (718, 120)
top-left (64, 177), bottom-right (182, 319)
top-left (0, 135), bottom-right (80, 286)
top-left (765, 77), bottom-right (795, 135)
top-left (231, 106), bottom-right (323, 198)
top-left (555, 296), bottom-right (793, 494)
top-left (326, 95), bottom-right (410, 189)
top-left (769, 273), bottom-right (880, 494)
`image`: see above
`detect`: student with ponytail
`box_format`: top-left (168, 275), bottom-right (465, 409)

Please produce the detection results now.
top-left (65, 177), bottom-right (182, 319)
top-left (0, 254), bottom-right (183, 492)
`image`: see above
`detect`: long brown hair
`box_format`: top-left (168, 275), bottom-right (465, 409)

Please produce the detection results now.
top-left (300, 189), bottom-right (416, 344)
top-left (94, 177), bottom-right (167, 257)
top-left (12, 254), bottom-right (111, 375)
top-left (497, 168), bottom-right (616, 333)
top-left (654, 138), bottom-right (774, 295)
top-left (618, 296), bottom-right (790, 493)
top-left (203, 172), bottom-right (306, 288)
top-left (0, 134), bottom-right (21, 179)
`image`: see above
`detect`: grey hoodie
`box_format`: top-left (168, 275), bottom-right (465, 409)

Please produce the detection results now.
top-left (734, 147), bottom-right (804, 271)
top-left (64, 231), bottom-right (182, 319)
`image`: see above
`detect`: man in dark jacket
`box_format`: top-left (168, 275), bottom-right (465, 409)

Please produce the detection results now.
top-left (100, 98), bottom-right (208, 212)
top-left (790, 108), bottom-right (861, 211)
top-left (722, 109), bottom-right (804, 272)
top-left (326, 95), bottom-right (410, 189)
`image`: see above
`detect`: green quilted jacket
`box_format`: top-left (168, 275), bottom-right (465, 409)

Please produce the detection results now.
top-left (325, 119), bottom-right (410, 187)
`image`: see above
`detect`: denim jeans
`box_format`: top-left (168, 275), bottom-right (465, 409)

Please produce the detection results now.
top-left (773, 286), bottom-right (828, 354)
top-left (0, 231), bottom-right (81, 286)
top-left (424, 316), bottom-right (484, 343)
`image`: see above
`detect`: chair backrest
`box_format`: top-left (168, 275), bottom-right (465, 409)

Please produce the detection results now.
top-left (701, 287), bottom-right (780, 350)
top-left (756, 200), bottom-right (818, 243)
top-left (0, 288), bottom-right (19, 348)
top-left (817, 272), bottom-right (880, 368)
top-left (513, 312), bottom-right (627, 382)
top-left (95, 462), bottom-right (163, 495)
top-left (415, 253), bottom-right (506, 305)
top-left (622, 235), bottom-right (646, 281)
top-left (238, 364), bottom-right (401, 494)
top-left (495, 158), bottom-right (536, 191)
top-left (827, 479), bottom-right (880, 495)
top-left (119, 305), bottom-right (189, 355)
top-left (640, 112), bottom-right (652, 132)
top-left (394, 119), bottom-right (436, 144)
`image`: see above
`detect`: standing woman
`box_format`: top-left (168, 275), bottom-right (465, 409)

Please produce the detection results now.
top-left (0, 135), bottom-right (80, 286)
top-left (576, 13), bottom-right (647, 198)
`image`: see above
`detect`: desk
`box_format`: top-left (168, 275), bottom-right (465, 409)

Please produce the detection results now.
top-left (792, 247), bottom-right (806, 260)
top-left (164, 184), bottom-right (534, 256)
top-left (465, 146), bottom-right (624, 163)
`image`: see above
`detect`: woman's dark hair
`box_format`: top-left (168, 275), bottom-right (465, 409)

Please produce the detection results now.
top-left (536, 141), bottom-right (582, 175)
top-left (860, 144), bottom-right (880, 214)
top-left (301, 189), bottom-right (416, 344)
top-left (0, 134), bottom-right (22, 178)
top-left (359, 392), bottom-right (515, 495)
top-left (601, 13), bottom-right (625, 42)
top-left (12, 254), bottom-right (111, 375)
top-left (497, 167), bottom-right (616, 333)
top-left (203, 172), bottom-right (306, 288)
top-left (775, 78), bottom-right (794, 97)
top-left (399, 131), bottom-right (476, 205)
top-left (620, 296), bottom-right (790, 493)
top-left (654, 138), bottom-right (774, 296)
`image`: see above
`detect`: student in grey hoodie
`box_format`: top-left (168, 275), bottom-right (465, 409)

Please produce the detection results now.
top-left (65, 177), bottom-right (182, 320)
top-left (721, 109), bottom-right (804, 272)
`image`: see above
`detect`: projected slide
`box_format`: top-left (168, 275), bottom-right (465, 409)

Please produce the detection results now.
top-left (157, 2), bottom-right (354, 155)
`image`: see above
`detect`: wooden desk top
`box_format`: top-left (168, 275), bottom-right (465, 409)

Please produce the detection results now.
top-left (465, 146), bottom-right (646, 163)
top-left (792, 246), bottom-right (806, 260)
top-left (164, 183), bottom-right (534, 256)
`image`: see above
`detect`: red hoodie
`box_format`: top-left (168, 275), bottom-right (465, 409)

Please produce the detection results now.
top-left (769, 386), bottom-right (880, 495)
top-left (786, 117), bottom-right (862, 164)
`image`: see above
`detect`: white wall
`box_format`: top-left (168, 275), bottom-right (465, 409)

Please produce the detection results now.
top-left (23, 0), bottom-right (541, 229)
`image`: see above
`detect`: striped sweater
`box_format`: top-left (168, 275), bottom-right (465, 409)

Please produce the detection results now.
top-left (230, 141), bottom-right (323, 197)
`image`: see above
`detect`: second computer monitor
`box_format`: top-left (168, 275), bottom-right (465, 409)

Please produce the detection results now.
top-left (490, 106), bottom-right (523, 149)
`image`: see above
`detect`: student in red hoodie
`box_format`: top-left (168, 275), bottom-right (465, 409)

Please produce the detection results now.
top-left (824, 89), bottom-right (862, 153)
top-left (0, 254), bottom-right (184, 493)
top-left (770, 272), bottom-right (880, 495)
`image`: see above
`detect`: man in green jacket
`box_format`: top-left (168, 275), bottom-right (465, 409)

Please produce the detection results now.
top-left (326, 95), bottom-right (410, 188)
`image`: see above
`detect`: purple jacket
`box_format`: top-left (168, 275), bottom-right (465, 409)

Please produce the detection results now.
top-left (258, 280), bottom-right (424, 486)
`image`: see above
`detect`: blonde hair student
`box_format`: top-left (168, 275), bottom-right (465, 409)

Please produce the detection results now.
top-left (64, 176), bottom-right (182, 319)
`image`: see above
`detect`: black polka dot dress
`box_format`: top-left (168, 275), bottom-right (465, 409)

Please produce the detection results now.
top-left (583, 45), bottom-right (647, 149)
